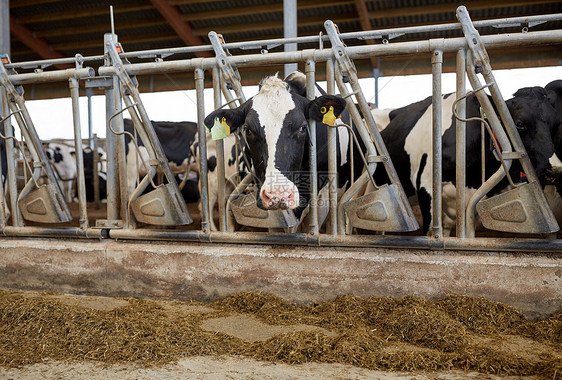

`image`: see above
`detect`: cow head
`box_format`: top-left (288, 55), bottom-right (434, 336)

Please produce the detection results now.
top-left (506, 86), bottom-right (561, 185)
top-left (204, 73), bottom-right (346, 211)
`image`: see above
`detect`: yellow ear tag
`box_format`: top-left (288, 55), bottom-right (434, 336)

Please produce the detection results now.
top-left (211, 117), bottom-right (230, 140)
top-left (322, 106), bottom-right (337, 126)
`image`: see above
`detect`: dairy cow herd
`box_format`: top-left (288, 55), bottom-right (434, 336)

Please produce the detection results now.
top-left (6, 72), bottom-right (561, 236)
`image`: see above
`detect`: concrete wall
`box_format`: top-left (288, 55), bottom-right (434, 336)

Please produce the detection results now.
top-left (0, 237), bottom-right (560, 320)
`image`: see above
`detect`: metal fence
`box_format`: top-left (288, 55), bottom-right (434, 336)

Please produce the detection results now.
top-left (0, 6), bottom-right (561, 252)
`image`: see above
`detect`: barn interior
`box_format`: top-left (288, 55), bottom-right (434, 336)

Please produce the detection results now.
top-left (0, 3), bottom-right (561, 376)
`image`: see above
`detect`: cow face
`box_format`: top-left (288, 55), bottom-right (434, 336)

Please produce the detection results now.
top-left (506, 87), bottom-right (561, 184)
top-left (204, 74), bottom-right (346, 211)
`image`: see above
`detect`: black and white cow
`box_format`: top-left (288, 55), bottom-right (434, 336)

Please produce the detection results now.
top-left (44, 142), bottom-right (79, 203)
top-left (203, 72), bottom-right (361, 222)
top-left (44, 142), bottom-right (108, 203)
top-left (124, 119), bottom-right (199, 203)
top-left (544, 79), bottom-right (562, 225)
top-left (372, 86), bottom-right (561, 235)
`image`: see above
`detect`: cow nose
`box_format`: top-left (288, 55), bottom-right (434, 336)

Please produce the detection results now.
top-left (260, 188), bottom-right (295, 210)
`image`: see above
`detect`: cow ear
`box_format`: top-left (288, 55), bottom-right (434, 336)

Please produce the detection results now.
top-left (307, 95), bottom-right (347, 125)
top-left (204, 106), bottom-right (246, 134)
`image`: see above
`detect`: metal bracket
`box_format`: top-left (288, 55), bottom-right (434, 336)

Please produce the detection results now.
top-left (208, 31), bottom-right (247, 104)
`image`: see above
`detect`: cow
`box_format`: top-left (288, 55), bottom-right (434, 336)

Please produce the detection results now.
top-left (44, 142), bottom-right (78, 203)
top-left (544, 79), bottom-right (562, 226)
top-left (81, 146), bottom-right (107, 202)
top-left (123, 119), bottom-right (199, 203)
top-left (203, 71), bottom-right (362, 226)
top-left (371, 85), bottom-right (562, 236)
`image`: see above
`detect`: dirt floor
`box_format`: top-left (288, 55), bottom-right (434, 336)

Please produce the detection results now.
top-left (0, 289), bottom-right (560, 379)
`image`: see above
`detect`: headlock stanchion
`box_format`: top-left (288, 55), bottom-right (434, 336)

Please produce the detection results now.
top-left (104, 34), bottom-right (192, 227)
top-left (324, 20), bottom-right (419, 234)
top-left (456, 6), bottom-right (559, 237)
top-left (0, 55), bottom-right (92, 225)
top-left (0, 8), bottom-right (560, 251)
top-left (208, 32), bottom-right (302, 232)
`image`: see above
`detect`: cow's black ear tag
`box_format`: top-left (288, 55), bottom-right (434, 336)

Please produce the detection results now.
top-left (321, 106), bottom-right (337, 126)
top-left (210, 117), bottom-right (231, 140)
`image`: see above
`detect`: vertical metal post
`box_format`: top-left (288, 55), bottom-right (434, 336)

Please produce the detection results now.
top-left (92, 133), bottom-right (100, 209)
top-left (373, 66), bottom-right (381, 108)
top-left (431, 49), bottom-right (443, 239)
top-left (326, 59), bottom-right (338, 235)
top-left (195, 67), bottom-right (210, 233)
top-left (455, 49), bottom-right (467, 238)
top-left (212, 66), bottom-right (227, 232)
top-left (0, 0), bottom-right (9, 56)
top-left (69, 77), bottom-right (88, 229)
top-left (86, 87), bottom-right (94, 148)
top-left (104, 33), bottom-right (120, 222)
top-left (1, 88), bottom-right (18, 226)
top-left (305, 59), bottom-right (318, 235)
top-left (283, 0), bottom-right (298, 76)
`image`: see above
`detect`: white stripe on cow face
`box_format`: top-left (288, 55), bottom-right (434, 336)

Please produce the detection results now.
top-left (252, 76), bottom-right (300, 209)
top-left (549, 153), bottom-right (562, 174)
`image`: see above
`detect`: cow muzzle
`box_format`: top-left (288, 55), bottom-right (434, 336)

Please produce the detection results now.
top-left (260, 188), bottom-right (296, 210)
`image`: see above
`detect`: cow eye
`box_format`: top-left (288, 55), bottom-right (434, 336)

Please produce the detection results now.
top-left (299, 123), bottom-right (308, 135)
top-left (245, 127), bottom-right (253, 137)
top-left (515, 121), bottom-right (527, 132)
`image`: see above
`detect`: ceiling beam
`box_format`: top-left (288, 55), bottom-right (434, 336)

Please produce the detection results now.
top-left (35, 17), bottom-right (167, 38)
top-left (9, 14), bottom-right (73, 69)
top-left (181, 0), bottom-right (354, 21)
top-left (354, 0), bottom-right (379, 72)
top-left (15, 3), bottom-right (154, 24)
top-left (367, 0), bottom-right (562, 20)
top-left (192, 13), bottom-right (358, 36)
top-left (149, 0), bottom-right (211, 58)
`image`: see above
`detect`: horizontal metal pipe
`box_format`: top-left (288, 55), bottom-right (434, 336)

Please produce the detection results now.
top-left (97, 29), bottom-right (562, 78)
top-left (8, 67), bottom-right (95, 85)
top-left (5, 13), bottom-right (561, 70)
top-left (2, 226), bottom-right (107, 239)
top-left (108, 228), bottom-right (562, 253)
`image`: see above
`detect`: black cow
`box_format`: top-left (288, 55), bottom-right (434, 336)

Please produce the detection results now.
top-left (81, 146), bottom-right (107, 202)
top-left (204, 71), bottom-right (362, 221)
top-left (123, 119), bottom-right (199, 203)
top-left (372, 86), bottom-right (561, 235)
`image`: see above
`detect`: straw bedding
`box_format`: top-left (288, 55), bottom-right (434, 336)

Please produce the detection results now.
top-left (0, 289), bottom-right (560, 378)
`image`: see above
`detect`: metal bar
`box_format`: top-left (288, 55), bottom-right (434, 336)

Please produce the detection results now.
top-left (213, 66), bottom-right (227, 232)
top-left (431, 48), bottom-right (443, 239)
top-left (455, 48), bottom-right (467, 239)
top-left (4, 12), bottom-right (562, 72)
top-left (96, 29), bottom-right (562, 78)
top-left (107, 228), bottom-right (562, 253)
top-left (69, 77), bottom-right (88, 229)
top-left (1, 88), bottom-right (19, 226)
top-left (2, 226), bottom-right (106, 239)
top-left (195, 67), bottom-right (210, 233)
top-left (92, 134), bottom-right (101, 209)
top-left (103, 33), bottom-right (120, 223)
top-left (306, 59), bottom-right (319, 235)
top-left (283, 0), bottom-right (298, 76)
top-left (326, 58), bottom-right (338, 235)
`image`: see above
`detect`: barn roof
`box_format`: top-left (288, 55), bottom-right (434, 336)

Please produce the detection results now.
top-left (6, 0), bottom-right (562, 99)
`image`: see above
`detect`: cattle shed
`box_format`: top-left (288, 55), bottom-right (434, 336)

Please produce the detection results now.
top-left (0, 0), bottom-right (561, 323)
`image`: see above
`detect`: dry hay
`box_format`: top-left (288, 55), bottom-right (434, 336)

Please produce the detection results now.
top-left (1, 289), bottom-right (561, 379)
